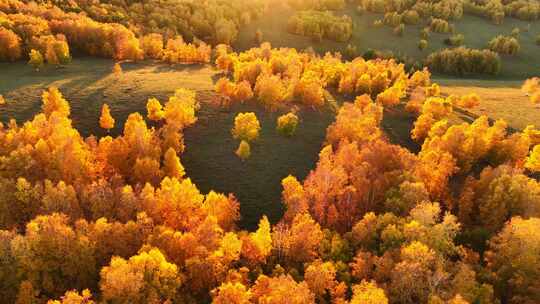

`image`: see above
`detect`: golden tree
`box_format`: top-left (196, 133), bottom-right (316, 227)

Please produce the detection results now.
top-left (28, 49), bottom-right (44, 71)
top-left (146, 98), bottom-right (164, 121)
top-left (276, 112), bottom-right (299, 136)
top-left (99, 104), bottom-right (115, 131)
top-left (232, 112), bottom-right (261, 142)
top-left (163, 147), bottom-right (185, 179)
top-left (525, 145), bottom-right (540, 173)
top-left (236, 140), bottom-right (251, 160)
top-left (0, 95), bottom-right (5, 105)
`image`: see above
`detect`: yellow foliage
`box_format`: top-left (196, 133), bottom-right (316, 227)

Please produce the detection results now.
top-left (235, 140), bottom-right (251, 160)
top-left (99, 104), bottom-right (115, 131)
top-left (232, 112), bottom-right (261, 142)
top-left (146, 98), bottom-right (164, 121)
top-left (525, 145), bottom-right (540, 173)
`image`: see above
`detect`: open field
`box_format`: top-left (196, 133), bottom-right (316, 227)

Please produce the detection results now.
top-left (235, 3), bottom-right (540, 79)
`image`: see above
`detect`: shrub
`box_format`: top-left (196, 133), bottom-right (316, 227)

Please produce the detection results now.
top-left (402, 10), bottom-right (421, 25)
top-left (488, 35), bottom-right (520, 56)
top-left (429, 18), bottom-right (451, 33)
top-left (426, 47), bottom-right (501, 75)
top-left (421, 27), bottom-right (431, 39)
top-left (444, 34), bottom-right (464, 46)
top-left (235, 140), bottom-right (251, 160)
top-left (276, 113), bottom-right (299, 136)
top-left (418, 39), bottom-right (428, 50)
top-left (28, 49), bottom-right (44, 71)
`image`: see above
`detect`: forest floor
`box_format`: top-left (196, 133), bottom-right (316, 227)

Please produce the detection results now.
top-left (235, 3), bottom-right (540, 79)
top-left (0, 58), bottom-right (537, 228)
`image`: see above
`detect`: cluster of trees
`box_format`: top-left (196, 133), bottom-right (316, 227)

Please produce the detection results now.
top-left (287, 10), bottom-right (353, 42)
top-left (426, 47), bottom-right (501, 76)
top-left (214, 43), bottom-right (410, 110)
top-left (465, 0), bottom-right (540, 23)
top-left (487, 35), bottom-right (521, 56)
top-left (39, 0), bottom-right (265, 45)
top-left (287, 0), bottom-right (346, 10)
top-left (0, 0), bottom-right (260, 63)
top-left (1, 44), bottom-right (540, 304)
top-left (232, 112), bottom-right (261, 160)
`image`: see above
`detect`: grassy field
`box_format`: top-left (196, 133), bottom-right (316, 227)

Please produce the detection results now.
top-left (235, 3), bottom-right (540, 79)
top-left (1, 58), bottom-right (537, 228)
top-left (437, 78), bottom-right (540, 131)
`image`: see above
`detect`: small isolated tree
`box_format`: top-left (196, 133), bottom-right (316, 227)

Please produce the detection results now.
top-left (236, 140), bottom-right (251, 160)
top-left (0, 95), bottom-right (5, 105)
top-left (28, 49), bottom-right (44, 71)
top-left (232, 112), bottom-right (261, 142)
top-left (146, 97), bottom-right (164, 121)
top-left (276, 112), bottom-right (299, 136)
top-left (99, 104), bottom-right (115, 132)
top-left (418, 39), bottom-right (428, 51)
top-left (113, 63), bottom-right (122, 76)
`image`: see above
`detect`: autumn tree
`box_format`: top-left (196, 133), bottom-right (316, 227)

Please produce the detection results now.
top-left (304, 259), bottom-right (337, 299)
top-left (100, 248), bottom-right (183, 304)
top-left (485, 217), bottom-right (540, 304)
top-left (0, 28), bottom-right (22, 62)
top-left (236, 141), bottom-right (251, 160)
top-left (251, 274), bottom-right (315, 304)
top-left (350, 280), bottom-right (389, 304)
top-left (99, 104), bottom-right (115, 131)
top-left (146, 98), bottom-right (165, 121)
top-left (47, 289), bottom-right (95, 304)
top-left (0, 95), bottom-right (5, 105)
top-left (11, 213), bottom-right (96, 298)
top-left (212, 282), bottom-right (251, 304)
top-left (276, 112), bottom-right (299, 136)
top-left (232, 112), bottom-right (261, 142)
top-left (28, 49), bottom-right (44, 71)
top-left (525, 145), bottom-right (540, 172)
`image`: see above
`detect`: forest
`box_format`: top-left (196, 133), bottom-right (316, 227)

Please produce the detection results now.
top-left (1, 0), bottom-right (540, 303)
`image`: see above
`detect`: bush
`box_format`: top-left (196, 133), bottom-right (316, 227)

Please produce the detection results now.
top-left (488, 35), bottom-right (520, 56)
top-left (402, 10), bottom-right (421, 24)
top-left (235, 140), bottom-right (251, 160)
top-left (429, 18), bottom-right (451, 33)
top-left (420, 27), bottom-right (431, 39)
top-left (426, 47), bottom-right (501, 75)
top-left (444, 34), bottom-right (464, 46)
top-left (418, 39), bottom-right (428, 50)
top-left (276, 113), bottom-right (299, 136)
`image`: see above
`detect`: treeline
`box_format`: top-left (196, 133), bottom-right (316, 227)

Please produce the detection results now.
top-left (426, 47), bottom-right (501, 76)
top-left (38, 0), bottom-right (265, 44)
top-left (0, 0), bottom-right (263, 63)
top-left (358, 0), bottom-right (539, 24)
top-left (287, 10), bottom-right (353, 42)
